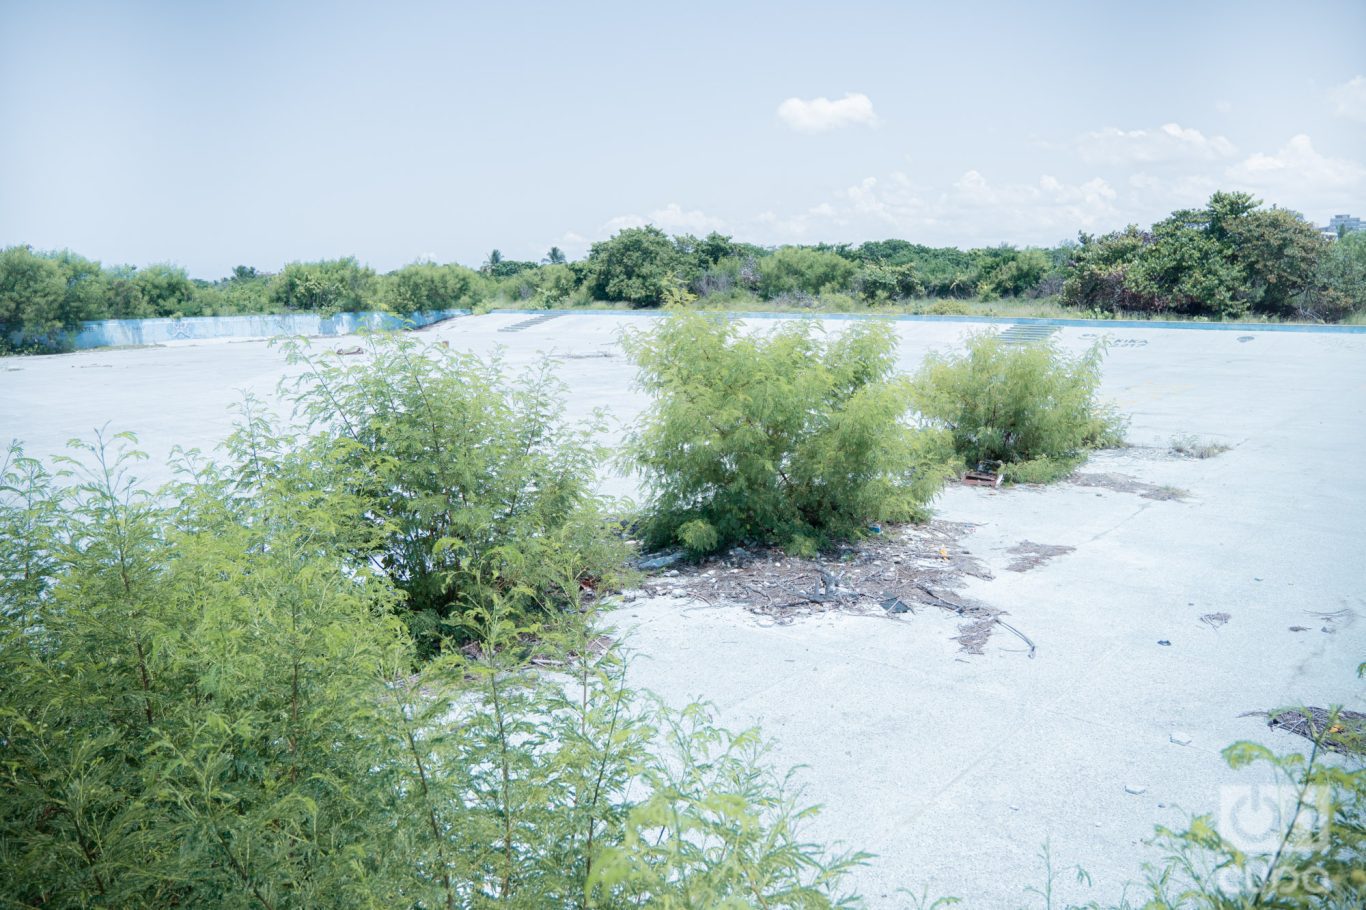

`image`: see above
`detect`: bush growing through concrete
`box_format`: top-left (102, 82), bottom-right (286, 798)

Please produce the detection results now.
top-left (282, 335), bottom-right (628, 656)
top-left (910, 333), bottom-right (1126, 483)
top-left (622, 312), bottom-right (955, 557)
top-left (0, 434), bottom-right (866, 910)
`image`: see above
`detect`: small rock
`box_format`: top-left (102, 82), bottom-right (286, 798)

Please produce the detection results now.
top-left (636, 550), bottom-right (684, 571)
top-left (1157, 640), bottom-right (1171, 646)
top-left (882, 598), bottom-right (911, 614)
top-left (1125, 784), bottom-right (1147, 795)
top-left (1169, 732), bottom-right (1192, 746)
top-left (1008, 804), bottom-right (1020, 811)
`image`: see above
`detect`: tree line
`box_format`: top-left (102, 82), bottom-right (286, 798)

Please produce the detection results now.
top-left (3, 191), bottom-right (1363, 350)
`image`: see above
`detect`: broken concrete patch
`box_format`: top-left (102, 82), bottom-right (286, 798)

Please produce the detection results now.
top-left (1068, 472), bottom-right (1189, 501)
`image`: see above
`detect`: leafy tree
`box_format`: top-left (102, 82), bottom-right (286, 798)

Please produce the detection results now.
top-left (46, 250), bottom-right (109, 326)
top-left (855, 262), bottom-right (924, 303)
top-left (755, 246), bottom-right (857, 299)
top-left (622, 312), bottom-right (955, 556)
top-left (0, 245), bottom-right (66, 347)
top-left (977, 248), bottom-right (1050, 298)
top-left (282, 335), bottom-right (626, 655)
top-left (1231, 205), bottom-right (1330, 314)
top-left (544, 246), bottom-right (567, 265)
top-left (910, 333), bottom-right (1126, 482)
top-left (380, 261), bottom-right (482, 314)
top-left (1313, 231), bottom-right (1366, 320)
top-left (697, 230), bottom-right (738, 265)
top-left (133, 263), bottom-right (195, 317)
top-left (268, 257), bottom-right (375, 312)
top-left (1062, 226), bottom-right (1158, 312)
top-left (1062, 193), bottom-right (1332, 319)
top-left (585, 226), bottom-right (682, 307)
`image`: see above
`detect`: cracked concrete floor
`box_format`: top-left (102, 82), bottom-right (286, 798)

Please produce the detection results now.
top-left (3, 313), bottom-right (1364, 907)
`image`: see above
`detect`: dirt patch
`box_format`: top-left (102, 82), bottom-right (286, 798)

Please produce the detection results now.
top-left (1005, 541), bottom-right (1075, 572)
top-left (638, 522), bottom-right (1035, 657)
top-left (1068, 472), bottom-right (1188, 501)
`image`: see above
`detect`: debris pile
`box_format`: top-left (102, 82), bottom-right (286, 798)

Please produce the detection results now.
top-left (636, 521), bottom-right (1036, 657)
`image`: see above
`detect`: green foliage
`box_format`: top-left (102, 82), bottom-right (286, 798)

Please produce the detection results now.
top-left (756, 246), bottom-right (858, 300)
top-left (911, 333), bottom-right (1126, 479)
top-left (585, 226), bottom-right (683, 307)
top-left (622, 312), bottom-right (955, 556)
top-left (381, 260), bottom-right (484, 314)
top-left (1063, 193), bottom-right (1338, 319)
top-left (133, 263), bottom-right (196, 317)
top-left (269, 257), bottom-right (376, 312)
top-left (855, 262), bottom-right (924, 303)
top-left (0, 245), bottom-right (67, 349)
top-left (977, 248), bottom-right (1051, 299)
top-left (0, 434), bottom-right (864, 909)
top-left (1124, 733), bottom-right (1364, 909)
top-left (282, 334), bottom-right (626, 655)
top-left (1311, 231), bottom-right (1366, 321)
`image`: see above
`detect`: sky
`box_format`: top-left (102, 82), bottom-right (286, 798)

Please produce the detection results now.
top-left (1, 0), bottom-right (1364, 277)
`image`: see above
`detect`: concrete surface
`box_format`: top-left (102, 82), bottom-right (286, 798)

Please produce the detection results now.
top-left (3, 312), bottom-right (1364, 907)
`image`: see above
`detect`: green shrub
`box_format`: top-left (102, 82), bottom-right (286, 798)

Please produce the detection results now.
top-left (269, 257), bottom-right (377, 312)
top-left (0, 436), bottom-right (864, 909)
top-left (911, 333), bottom-right (1126, 482)
top-left (755, 247), bottom-right (857, 299)
top-left (585, 226), bottom-right (684, 307)
top-left (380, 260), bottom-right (484, 314)
top-left (622, 312), bottom-right (955, 556)
top-left (281, 334), bottom-right (628, 655)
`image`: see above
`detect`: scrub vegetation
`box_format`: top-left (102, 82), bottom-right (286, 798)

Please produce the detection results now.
top-left (1, 325), bottom-right (1359, 910)
top-left (0, 430), bottom-right (865, 909)
top-left (910, 334), bottom-right (1127, 484)
top-left (5, 192), bottom-right (1364, 353)
top-left (280, 335), bottom-right (627, 658)
top-left (621, 312), bottom-right (956, 557)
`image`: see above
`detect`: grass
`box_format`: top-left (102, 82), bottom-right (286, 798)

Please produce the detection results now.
top-left (1170, 434), bottom-right (1232, 459)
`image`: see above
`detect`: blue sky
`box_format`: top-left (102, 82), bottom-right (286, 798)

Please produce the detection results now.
top-left (2, 0), bottom-right (1363, 276)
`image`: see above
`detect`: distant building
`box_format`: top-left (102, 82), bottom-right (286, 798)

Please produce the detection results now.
top-left (1320, 214), bottom-right (1364, 238)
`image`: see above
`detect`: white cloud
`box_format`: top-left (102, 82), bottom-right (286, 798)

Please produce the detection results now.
top-left (776, 93), bottom-right (878, 132)
top-left (750, 169), bottom-right (1120, 247)
top-left (598, 203), bottom-right (726, 238)
top-left (1226, 134), bottom-right (1365, 193)
top-left (1077, 123), bottom-right (1236, 164)
top-left (1329, 75), bottom-right (1366, 123)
